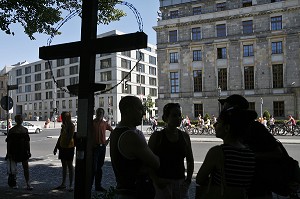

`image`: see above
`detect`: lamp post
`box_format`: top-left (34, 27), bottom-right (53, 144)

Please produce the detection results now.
top-left (260, 98), bottom-right (263, 118)
top-left (217, 86), bottom-right (222, 114)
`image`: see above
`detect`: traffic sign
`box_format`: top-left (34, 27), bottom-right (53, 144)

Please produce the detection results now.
top-left (1, 96), bottom-right (13, 111)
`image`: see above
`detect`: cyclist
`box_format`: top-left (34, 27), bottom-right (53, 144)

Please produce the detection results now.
top-left (150, 116), bottom-right (158, 131)
top-left (269, 115), bottom-right (275, 134)
top-left (197, 114), bottom-right (204, 128)
top-left (287, 115), bottom-right (296, 135)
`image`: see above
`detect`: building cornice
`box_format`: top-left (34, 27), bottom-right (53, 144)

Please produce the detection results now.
top-left (154, 5), bottom-right (300, 31)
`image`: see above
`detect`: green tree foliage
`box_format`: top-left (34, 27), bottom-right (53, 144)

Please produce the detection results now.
top-left (143, 95), bottom-right (155, 115)
top-left (263, 110), bottom-right (270, 120)
top-left (204, 113), bottom-right (210, 121)
top-left (0, 0), bottom-right (125, 39)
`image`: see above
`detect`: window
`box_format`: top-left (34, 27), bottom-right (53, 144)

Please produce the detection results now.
top-left (170, 72), bottom-right (179, 93)
top-left (70, 76), bottom-right (79, 85)
top-left (194, 104), bottom-right (203, 118)
top-left (121, 58), bottom-right (131, 69)
top-left (121, 71), bottom-right (131, 81)
top-left (192, 27), bottom-right (201, 41)
top-left (57, 90), bottom-right (65, 99)
top-left (149, 55), bottom-right (156, 65)
top-left (69, 100), bottom-right (73, 109)
top-left (35, 64), bottom-right (41, 72)
top-left (149, 77), bottom-right (157, 86)
top-left (149, 66), bottom-right (156, 75)
top-left (150, 88), bottom-right (157, 97)
top-left (272, 41), bottom-right (282, 54)
top-left (57, 68), bottom-right (65, 77)
top-left (101, 71), bottom-right (112, 81)
top-left (271, 16), bottom-right (282, 30)
top-left (243, 20), bottom-right (253, 34)
top-left (136, 51), bottom-right (144, 61)
top-left (45, 61), bottom-right (52, 69)
top-left (170, 52), bottom-right (179, 63)
top-left (70, 65), bottom-right (79, 75)
top-left (242, 0), bottom-right (252, 7)
top-left (25, 66), bottom-right (31, 74)
top-left (16, 69), bottom-right (22, 76)
top-left (244, 66), bottom-right (254, 90)
top-left (216, 24), bottom-right (226, 37)
top-left (35, 73), bottom-right (42, 81)
top-left (217, 48), bottom-right (227, 59)
top-left (57, 59), bottom-right (65, 66)
top-left (273, 64), bottom-right (283, 88)
top-left (273, 101), bottom-right (284, 117)
top-left (70, 57), bottom-right (78, 64)
top-left (193, 70), bottom-right (202, 92)
top-left (100, 58), bottom-right (111, 69)
top-left (121, 51), bottom-right (131, 57)
top-left (193, 6), bottom-right (201, 15)
top-left (25, 85), bottom-right (31, 92)
top-left (216, 2), bottom-right (226, 11)
top-left (17, 78), bottom-right (22, 85)
top-left (62, 100), bottom-right (66, 109)
top-left (248, 102), bottom-right (255, 110)
top-left (137, 86), bottom-right (145, 95)
top-left (193, 50), bottom-right (202, 61)
top-left (35, 93), bottom-right (42, 100)
top-left (46, 91), bottom-right (53, 99)
top-left (45, 81), bottom-right (53, 89)
top-left (218, 68), bottom-right (227, 90)
top-left (25, 76), bottom-right (31, 83)
top-left (169, 30), bottom-right (177, 42)
top-left (99, 97), bottom-right (104, 107)
top-left (56, 79), bottom-right (65, 87)
top-left (137, 64), bottom-right (145, 73)
top-left (35, 83), bottom-right (41, 91)
top-left (243, 45), bottom-right (254, 57)
top-left (45, 71), bottom-right (51, 79)
top-left (136, 75), bottom-right (145, 84)
top-left (170, 10), bottom-right (178, 19)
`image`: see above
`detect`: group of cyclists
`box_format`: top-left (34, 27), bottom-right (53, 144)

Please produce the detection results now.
top-left (148, 113), bottom-right (298, 135)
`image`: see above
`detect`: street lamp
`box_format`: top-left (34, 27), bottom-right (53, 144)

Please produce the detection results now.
top-left (217, 86), bottom-right (222, 114)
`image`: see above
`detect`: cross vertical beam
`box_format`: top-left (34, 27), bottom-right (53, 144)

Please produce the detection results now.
top-left (74, 0), bottom-right (98, 198)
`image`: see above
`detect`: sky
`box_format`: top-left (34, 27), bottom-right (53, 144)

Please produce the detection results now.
top-left (0, 0), bottom-right (160, 69)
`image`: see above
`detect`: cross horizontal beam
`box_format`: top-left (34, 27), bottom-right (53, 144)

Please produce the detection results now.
top-left (39, 32), bottom-right (147, 60)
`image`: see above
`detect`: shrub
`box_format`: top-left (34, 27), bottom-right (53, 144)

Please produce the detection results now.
top-left (263, 110), bottom-right (270, 120)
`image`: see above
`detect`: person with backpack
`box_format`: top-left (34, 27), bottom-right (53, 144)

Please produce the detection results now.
top-left (148, 103), bottom-right (194, 199)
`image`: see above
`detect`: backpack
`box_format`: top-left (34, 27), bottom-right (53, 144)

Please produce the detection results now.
top-left (258, 140), bottom-right (300, 196)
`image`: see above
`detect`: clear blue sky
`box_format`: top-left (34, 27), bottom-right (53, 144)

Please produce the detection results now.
top-left (0, 0), bottom-right (159, 68)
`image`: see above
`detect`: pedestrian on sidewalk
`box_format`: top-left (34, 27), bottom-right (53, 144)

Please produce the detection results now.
top-left (53, 111), bottom-right (75, 192)
top-left (92, 108), bottom-right (113, 192)
top-left (110, 95), bottom-right (160, 199)
top-left (6, 115), bottom-right (33, 190)
top-left (148, 103), bottom-right (194, 199)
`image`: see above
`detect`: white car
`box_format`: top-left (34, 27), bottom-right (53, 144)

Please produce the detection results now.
top-left (0, 121), bottom-right (42, 135)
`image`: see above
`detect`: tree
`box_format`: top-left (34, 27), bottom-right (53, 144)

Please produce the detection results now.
top-left (143, 95), bottom-right (155, 116)
top-left (0, 0), bottom-right (126, 39)
top-left (263, 110), bottom-right (270, 120)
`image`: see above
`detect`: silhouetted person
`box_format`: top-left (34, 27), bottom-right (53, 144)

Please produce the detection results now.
top-left (6, 115), bottom-right (32, 190)
top-left (92, 108), bottom-right (113, 192)
top-left (110, 95), bottom-right (160, 199)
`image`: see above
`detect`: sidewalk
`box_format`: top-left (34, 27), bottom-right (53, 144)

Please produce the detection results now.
top-left (1, 121), bottom-right (297, 198)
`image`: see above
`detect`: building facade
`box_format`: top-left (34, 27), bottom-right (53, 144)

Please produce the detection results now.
top-left (155, 0), bottom-right (300, 120)
top-left (8, 30), bottom-right (158, 123)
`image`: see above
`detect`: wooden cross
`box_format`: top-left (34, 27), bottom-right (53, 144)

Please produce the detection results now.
top-left (39, 0), bottom-right (147, 198)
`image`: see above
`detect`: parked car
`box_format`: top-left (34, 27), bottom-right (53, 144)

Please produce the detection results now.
top-left (0, 121), bottom-right (42, 135)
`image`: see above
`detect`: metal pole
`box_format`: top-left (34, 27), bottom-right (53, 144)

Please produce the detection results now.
top-left (260, 98), bottom-right (263, 118)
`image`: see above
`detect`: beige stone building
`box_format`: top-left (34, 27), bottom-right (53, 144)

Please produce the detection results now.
top-left (154, 0), bottom-right (300, 120)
